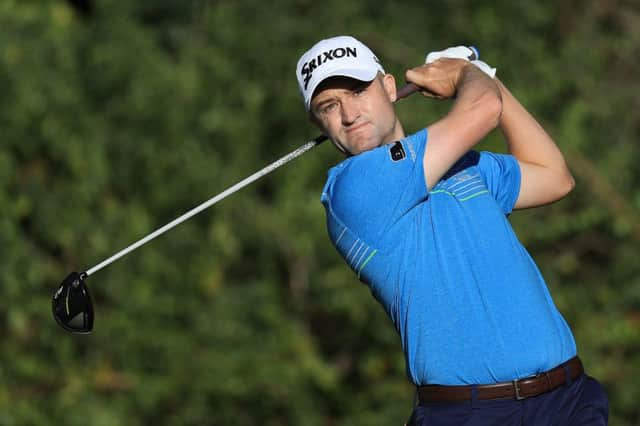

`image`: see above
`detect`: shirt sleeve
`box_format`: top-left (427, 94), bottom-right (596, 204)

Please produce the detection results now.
top-left (476, 151), bottom-right (521, 214)
top-left (322, 129), bottom-right (428, 245)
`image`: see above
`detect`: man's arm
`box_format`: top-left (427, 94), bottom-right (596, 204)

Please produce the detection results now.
top-left (496, 80), bottom-right (575, 209)
top-left (405, 59), bottom-right (503, 190)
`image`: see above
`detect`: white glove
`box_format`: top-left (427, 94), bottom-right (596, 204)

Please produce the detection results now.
top-left (425, 46), bottom-right (496, 78)
top-left (425, 46), bottom-right (478, 63)
top-left (469, 60), bottom-right (496, 78)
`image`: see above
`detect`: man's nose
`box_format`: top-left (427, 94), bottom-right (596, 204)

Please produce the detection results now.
top-left (340, 99), bottom-right (360, 124)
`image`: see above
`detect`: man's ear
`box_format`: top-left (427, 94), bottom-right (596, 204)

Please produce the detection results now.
top-left (309, 109), bottom-right (323, 127)
top-left (382, 73), bottom-right (397, 103)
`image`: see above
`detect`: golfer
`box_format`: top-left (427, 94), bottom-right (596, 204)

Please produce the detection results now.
top-left (296, 36), bottom-right (608, 425)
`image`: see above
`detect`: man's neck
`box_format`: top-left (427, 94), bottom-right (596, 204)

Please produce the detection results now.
top-left (383, 119), bottom-right (405, 145)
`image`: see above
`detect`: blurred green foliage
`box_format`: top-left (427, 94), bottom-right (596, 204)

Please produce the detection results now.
top-left (1, 0), bottom-right (638, 424)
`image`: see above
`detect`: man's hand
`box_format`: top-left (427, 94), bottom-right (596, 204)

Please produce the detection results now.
top-left (404, 59), bottom-right (473, 99)
top-left (425, 46), bottom-right (496, 78)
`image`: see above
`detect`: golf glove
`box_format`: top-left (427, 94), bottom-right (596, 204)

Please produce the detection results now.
top-left (425, 46), bottom-right (496, 78)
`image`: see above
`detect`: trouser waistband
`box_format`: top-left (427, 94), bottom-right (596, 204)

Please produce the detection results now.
top-left (417, 356), bottom-right (584, 403)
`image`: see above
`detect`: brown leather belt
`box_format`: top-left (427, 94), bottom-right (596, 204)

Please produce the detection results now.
top-left (418, 356), bottom-right (584, 403)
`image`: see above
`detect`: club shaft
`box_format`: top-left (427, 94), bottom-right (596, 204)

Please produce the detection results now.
top-left (86, 134), bottom-right (328, 276)
top-left (85, 79), bottom-right (425, 277)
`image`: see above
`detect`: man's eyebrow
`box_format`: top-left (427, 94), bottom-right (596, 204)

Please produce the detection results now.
top-left (353, 80), bottom-right (371, 90)
top-left (312, 79), bottom-right (374, 111)
top-left (313, 96), bottom-right (337, 110)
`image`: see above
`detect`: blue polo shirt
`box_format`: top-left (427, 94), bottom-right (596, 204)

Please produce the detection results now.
top-left (320, 129), bottom-right (576, 386)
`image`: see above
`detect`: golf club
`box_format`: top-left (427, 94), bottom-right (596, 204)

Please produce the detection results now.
top-left (52, 47), bottom-right (480, 333)
top-left (52, 133), bottom-right (328, 334)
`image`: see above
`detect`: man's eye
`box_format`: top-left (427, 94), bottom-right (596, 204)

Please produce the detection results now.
top-left (322, 103), bottom-right (338, 113)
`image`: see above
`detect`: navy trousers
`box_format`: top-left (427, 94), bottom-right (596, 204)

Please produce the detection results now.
top-left (407, 374), bottom-right (608, 425)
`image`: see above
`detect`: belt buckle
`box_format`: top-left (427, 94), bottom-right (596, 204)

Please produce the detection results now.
top-left (512, 379), bottom-right (525, 401)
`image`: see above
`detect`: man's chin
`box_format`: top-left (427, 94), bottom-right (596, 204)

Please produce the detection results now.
top-left (353, 140), bottom-right (382, 155)
top-left (345, 135), bottom-right (382, 155)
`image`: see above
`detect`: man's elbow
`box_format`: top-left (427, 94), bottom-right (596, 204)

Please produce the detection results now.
top-left (566, 172), bottom-right (576, 194)
top-left (557, 169), bottom-right (576, 199)
top-left (480, 90), bottom-right (503, 130)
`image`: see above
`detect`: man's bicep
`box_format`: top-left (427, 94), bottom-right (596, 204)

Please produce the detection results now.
top-left (424, 100), bottom-right (501, 190)
top-left (424, 117), bottom-right (471, 190)
top-left (514, 160), bottom-right (573, 209)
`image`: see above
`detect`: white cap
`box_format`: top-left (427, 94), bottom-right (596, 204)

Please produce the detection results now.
top-left (296, 36), bottom-right (385, 111)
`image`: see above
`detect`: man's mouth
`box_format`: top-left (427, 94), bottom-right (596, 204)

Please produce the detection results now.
top-left (345, 122), bottom-right (370, 133)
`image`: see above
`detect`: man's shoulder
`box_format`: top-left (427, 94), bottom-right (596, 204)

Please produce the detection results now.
top-left (321, 129), bottom-right (429, 241)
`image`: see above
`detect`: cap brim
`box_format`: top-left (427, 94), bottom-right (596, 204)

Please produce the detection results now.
top-left (305, 67), bottom-right (380, 110)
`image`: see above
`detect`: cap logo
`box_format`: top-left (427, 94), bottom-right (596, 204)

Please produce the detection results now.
top-left (301, 46), bottom-right (358, 90)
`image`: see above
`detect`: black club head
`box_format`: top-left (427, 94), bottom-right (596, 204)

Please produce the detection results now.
top-left (52, 272), bottom-right (94, 334)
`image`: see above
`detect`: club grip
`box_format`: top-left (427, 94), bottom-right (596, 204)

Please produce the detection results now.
top-left (396, 46), bottom-right (479, 101)
top-left (396, 83), bottom-right (420, 100)
top-left (468, 46), bottom-right (479, 61)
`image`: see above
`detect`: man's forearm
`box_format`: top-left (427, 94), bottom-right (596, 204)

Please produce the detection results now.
top-left (454, 64), bottom-right (502, 115)
top-left (446, 64), bottom-right (503, 139)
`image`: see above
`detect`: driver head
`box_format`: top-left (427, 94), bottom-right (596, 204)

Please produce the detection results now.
top-left (52, 272), bottom-right (94, 333)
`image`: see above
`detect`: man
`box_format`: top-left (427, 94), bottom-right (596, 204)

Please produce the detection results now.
top-left (296, 36), bottom-right (608, 425)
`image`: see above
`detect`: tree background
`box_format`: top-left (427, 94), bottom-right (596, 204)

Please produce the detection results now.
top-left (1, 0), bottom-right (638, 424)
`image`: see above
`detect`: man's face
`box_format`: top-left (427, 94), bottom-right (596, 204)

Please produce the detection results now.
top-left (310, 73), bottom-right (402, 155)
